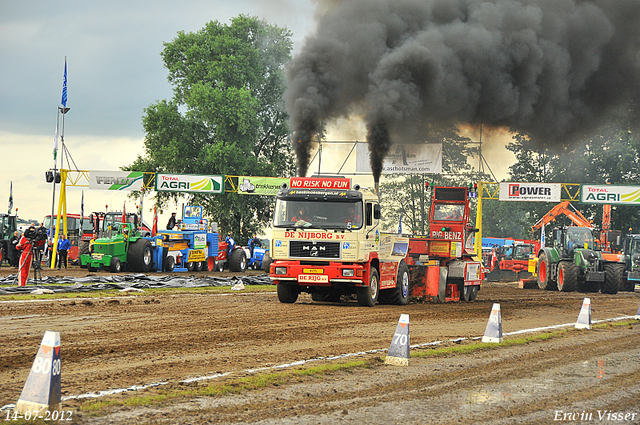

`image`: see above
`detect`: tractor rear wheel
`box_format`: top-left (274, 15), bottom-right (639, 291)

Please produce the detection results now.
top-left (357, 268), bottom-right (379, 307)
top-left (537, 252), bottom-right (557, 290)
top-left (557, 262), bottom-right (578, 292)
top-left (229, 249), bottom-right (247, 272)
top-left (128, 239), bottom-right (153, 273)
top-left (277, 284), bottom-right (298, 303)
top-left (262, 252), bottom-right (272, 273)
top-left (603, 263), bottom-right (623, 294)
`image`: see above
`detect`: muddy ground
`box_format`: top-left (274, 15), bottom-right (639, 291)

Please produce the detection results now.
top-left (1, 265), bottom-right (639, 424)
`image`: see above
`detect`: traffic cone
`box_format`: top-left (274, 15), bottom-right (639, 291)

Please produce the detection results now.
top-left (481, 303), bottom-right (503, 343)
top-left (575, 298), bottom-right (591, 330)
top-left (15, 331), bottom-right (61, 415)
top-left (385, 314), bottom-right (410, 366)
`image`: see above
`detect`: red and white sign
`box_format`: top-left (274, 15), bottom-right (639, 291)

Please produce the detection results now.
top-left (290, 177), bottom-right (351, 189)
top-left (499, 182), bottom-right (560, 202)
top-left (298, 274), bottom-right (329, 283)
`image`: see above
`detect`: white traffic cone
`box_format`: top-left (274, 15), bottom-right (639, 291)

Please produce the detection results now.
top-left (575, 298), bottom-right (591, 330)
top-left (385, 314), bottom-right (410, 366)
top-left (481, 303), bottom-right (503, 343)
top-left (15, 331), bottom-right (61, 415)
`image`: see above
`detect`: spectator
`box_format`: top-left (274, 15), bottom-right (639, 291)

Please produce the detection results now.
top-left (57, 234), bottom-right (71, 269)
top-left (166, 212), bottom-right (177, 230)
top-left (8, 231), bottom-right (20, 267)
top-left (225, 231), bottom-right (235, 256)
top-left (249, 233), bottom-right (261, 257)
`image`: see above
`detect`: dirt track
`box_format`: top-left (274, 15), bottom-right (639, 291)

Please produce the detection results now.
top-left (1, 266), bottom-right (639, 424)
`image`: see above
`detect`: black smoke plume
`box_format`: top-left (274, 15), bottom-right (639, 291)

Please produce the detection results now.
top-left (285, 0), bottom-right (640, 182)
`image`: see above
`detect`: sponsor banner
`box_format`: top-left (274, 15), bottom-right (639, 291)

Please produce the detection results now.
top-left (193, 233), bottom-right (207, 249)
top-left (581, 184), bottom-right (640, 205)
top-left (356, 142), bottom-right (442, 174)
top-left (187, 249), bottom-right (206, 262)
top-left (238, 176), bottom-right (290, 195)
top-left (499, 182), bottom-right (561, 202)
top-left (156, 173), bottom-right (224, 194)
top-left (290, 177), bottom-right (351, 189)
top-left (88, 171), bottom-right (144, 191)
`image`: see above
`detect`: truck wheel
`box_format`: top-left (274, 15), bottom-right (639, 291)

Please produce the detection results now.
top-left (380, 262), bottom-right (409, 305)
top-left (262, 251), bottom-right (272, 273)
top-left (357, 268), bottom-right (379, 307)
top-left (128, 239), bottom-right (153, 273)
top-left (469, 285), bottom-right (479, 301)
top-left (536, 252), bottom-right (557, 290)
top-left (110, 257), bottom-right (122, 273)
top-left (229, 249), bottom-right (247, 272)
top-left (277, 284), bottom-right (299, 303)
top-left (164, 256), bottom-right (175, 272)
top-left (79, 242), bottom-right (90, 268)
top-left (603, 263), bottom-right (623, 294)
top-left (557, 262), bottom-right (578, 292)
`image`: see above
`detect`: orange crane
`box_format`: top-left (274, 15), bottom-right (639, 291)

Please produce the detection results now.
top-left (531, 201), bottom-right (592, 231)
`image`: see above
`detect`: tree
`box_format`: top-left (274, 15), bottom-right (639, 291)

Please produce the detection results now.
top-left (128, 16), bottom-right (295, 242)
top-left (378, 123), bottom-right (481, 234)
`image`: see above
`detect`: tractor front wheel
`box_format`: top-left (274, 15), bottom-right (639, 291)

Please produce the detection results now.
top-left (128, 239), bottom-right (153, 273)
top-left (109, 257), bottom-right (122, 273)
top-left (603, 263), bottom-right (623, 294)
top-left (229, 249), bottom-right (247, 273)
top-left (557, 262), bottom-right (578, 292)
top-left (537, 252), bottom-right (557, 290)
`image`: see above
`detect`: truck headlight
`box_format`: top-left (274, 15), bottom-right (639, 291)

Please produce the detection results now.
top-left (342, 269), bottom-right (355, 277)
top-left (275, 267), bottom-right (287, 275)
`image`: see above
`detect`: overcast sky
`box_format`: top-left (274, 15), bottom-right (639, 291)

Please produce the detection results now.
top-left (0, 0), bottom-right (511, 228)
top-left (0, 0), bottom-right (317, 225)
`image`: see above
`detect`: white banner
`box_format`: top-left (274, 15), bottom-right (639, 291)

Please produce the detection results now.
top-left (581, 184), bottom-right (640, 205)
top-left (88, 171), bottom-right (144, 191)
top-left (356, 143), bottom-right (442, 174)
top-left (499, 182), bottom-right (561, 202)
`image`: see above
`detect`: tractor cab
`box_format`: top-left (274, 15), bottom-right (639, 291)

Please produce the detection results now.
top-left (557, 227), bottom-right (595, 257)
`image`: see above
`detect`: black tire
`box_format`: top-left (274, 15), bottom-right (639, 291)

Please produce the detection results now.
top-left (357, 268), bottom-right (379, 307)
top-left (469, 285), bottom-right (479, 301)
top-left (88, 266), bottom-right (97, 272)
top-left (380, 262), bottom-right (409, 305)
top-left (194, 261), bottom-right (203, 272)
top-left (164, 255), bottom-right (175, 272)
top-left (229, 248), bottom-right (247, 272)
top-left (109, 257), bottom-right (122, 273)
top-left (602, 263), bottom-right (623, 294)
top-left (621, 277), bottom-right (635, 292)
top-left (537, 252), bottom-right (557, 290)
top-left (79, 241), bottom-right (90, 268)
top-left (277, 284), bottom-right (299, 303)
top-left (557, 261), bottom-right (578, 292)
top-left (216, 260), bottom-right (225, 272)
top-left (262, 251), bottom-right (272, 273)
top-left (462, 285), bottom-right (473, 301)
top-left (186, 262), bottom-right (195, 271)
top-left (128, 239), bottom-right (153, 273)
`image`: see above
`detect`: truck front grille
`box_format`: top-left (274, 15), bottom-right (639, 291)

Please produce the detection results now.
top-left (289, 241), bottom-right (340, 259)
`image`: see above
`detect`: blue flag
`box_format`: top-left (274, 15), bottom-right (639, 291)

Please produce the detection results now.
top-left (61, 58), bottom-right (68, 107)
top-left (398, 214), bottom-right (403, 234)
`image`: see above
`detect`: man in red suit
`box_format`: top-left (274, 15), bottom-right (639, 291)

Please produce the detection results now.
top-left (16, 225), bottom-right (46, 286)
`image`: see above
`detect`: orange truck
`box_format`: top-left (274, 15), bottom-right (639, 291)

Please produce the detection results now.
top-left (268, 177), bottom-right (483, 306)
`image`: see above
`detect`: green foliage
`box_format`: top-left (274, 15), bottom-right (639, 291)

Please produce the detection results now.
top-left (128, 15), bottom-right (296, 242)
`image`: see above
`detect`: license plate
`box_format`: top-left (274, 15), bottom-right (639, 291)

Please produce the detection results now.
top-left (303, 268), bottom-right (323, 274)
top-left (91, 253), bottom-right (104, 260)
top-left (298, 274), bottom-right (329, 283)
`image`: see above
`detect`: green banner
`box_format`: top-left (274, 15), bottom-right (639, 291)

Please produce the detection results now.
top-left (156, 173), bottom-right (224, 194)
top-left (238, 176), bottom-right (290, 196)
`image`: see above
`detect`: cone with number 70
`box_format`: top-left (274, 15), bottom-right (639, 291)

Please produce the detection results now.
top-left (385, 314), bottom-right (410, 366)
top-left (15, 331), bottom-right (61, 415)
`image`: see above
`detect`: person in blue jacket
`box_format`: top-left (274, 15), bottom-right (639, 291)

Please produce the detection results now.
top-left (57, 233), bottom-right (71, 269)
top-left (225, 231), bottom-right (235, 257)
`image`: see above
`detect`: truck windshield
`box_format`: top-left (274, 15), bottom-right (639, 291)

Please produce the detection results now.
top-left (274, 200), bottom-right (363, 230)
top-left (432, 204), bottom-right (464, 221)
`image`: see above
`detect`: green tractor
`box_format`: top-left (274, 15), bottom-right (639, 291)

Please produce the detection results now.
top-left (80, 222), bottom-right (153, 273)
top-left (536, 226), bottom-right (621, 294)
top-left (619, 234), bottom-right (640, 292)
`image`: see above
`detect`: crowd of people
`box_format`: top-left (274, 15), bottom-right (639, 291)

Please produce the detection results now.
top-left (6, 223), bottom-right (72, 271)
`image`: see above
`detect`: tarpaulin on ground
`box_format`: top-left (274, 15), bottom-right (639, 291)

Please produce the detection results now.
top-left (0, 273), bottom-right (272, 295)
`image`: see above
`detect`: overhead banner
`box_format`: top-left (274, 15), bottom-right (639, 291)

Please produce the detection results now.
top-left (155, 173), bottom-right (224, 194)
top-left (88, 171), bottom-right (144, 191)
top-left (356, 143), bottom-right (442, 174)
top-left (238, 176), bottom-right (290, 195)
top-left (581, 184), bottom-right (640, 205)
top-left (499, 182), bottom-right (561, 202)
